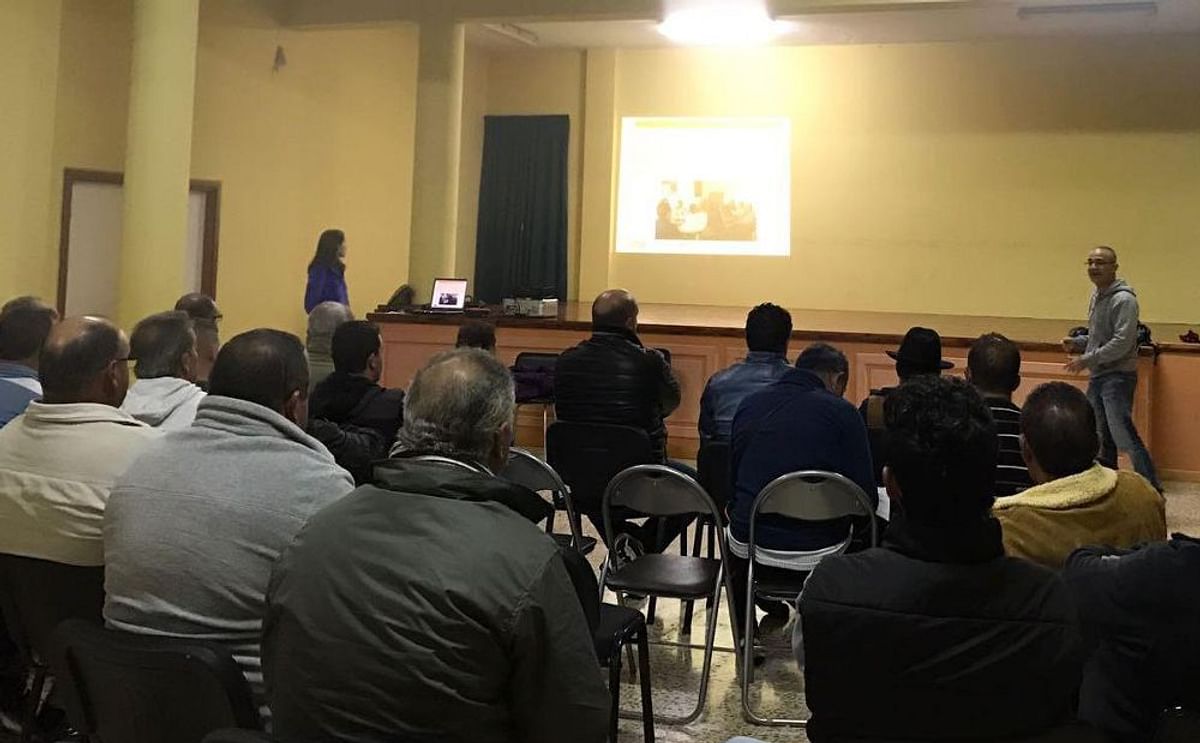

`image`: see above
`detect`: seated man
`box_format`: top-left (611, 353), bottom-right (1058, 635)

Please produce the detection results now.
top-left (120, 311), bottom-right (206, 430)
top-left (0, 317), bottom-right (159, 566)
top-left (1066, 535), bottom-right (1200, 743)
top-left (859, 326), bottom-right (952, 485)
top-left (699, 302), bottom-right (792, 444)
top-left (263, 349), bottom-right (609, 743)
top-left (305, 301), bottom-right (353, 392)
top-left (174, 292), bottom-right (221, 389)
top-left (309, 320), bottom-right (404, 443)
top-left (103, 329), bottom-right (355, 708)
top-left (456, 319), bottom-right (496, 353)
top-left (0, 296), bottom-right (58, 428)
top-left (174, 292), bottom-right (222, 323)
top-left (994, 381), bottom-right (1165, 569)
top-left (966, 332), bottom-right (1032, 496)
top-left (728, 343), bottom-right (875, 636)
top-left (800, 376), bottom-right (1085, 741)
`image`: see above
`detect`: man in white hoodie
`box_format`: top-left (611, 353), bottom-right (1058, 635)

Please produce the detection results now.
top-left (120, 311), bottom-right (206, 430)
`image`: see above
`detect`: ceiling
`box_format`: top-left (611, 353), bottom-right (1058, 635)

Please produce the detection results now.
top-left (467, 1), bottom-right (1200, 48)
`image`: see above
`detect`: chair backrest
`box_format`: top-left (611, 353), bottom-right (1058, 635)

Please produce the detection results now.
top-left (499, 448), bottom-right (568, 496)
top-left (49, 619), bottom-right (260, 743)
top-left (513, 351), bottom-right (559, 373)
top-left (749, 470), bottom-right (877, 548)
top-left (602, 465), bottom-right (724, 542)
top-left (546, 421), bottom-right (653, 509)
top-left (0, 554), bottom-right (104, 666)
top-left (556, 547), bottom-right (601, 638)
top-left (512, 352), bottom-right (559, 404)
top-left (696, 439), bottom-right (733, 512)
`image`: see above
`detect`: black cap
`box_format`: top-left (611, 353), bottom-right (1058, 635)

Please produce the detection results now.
top-left (887, 327), bottom-right (954, 373)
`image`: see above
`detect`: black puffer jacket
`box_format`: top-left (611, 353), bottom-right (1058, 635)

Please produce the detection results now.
top-left (309, 372), bottom-right (404, 444)
top-left (554, 326), bottom-right (681, 462)
top-left (262, 455), bottom-right (609, 743)
top-left (799, 515), bottom-right (1086, 742)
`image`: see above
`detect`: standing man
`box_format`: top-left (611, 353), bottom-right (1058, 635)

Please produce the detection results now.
top-left (1064, 246), bottom-right (1161, 492)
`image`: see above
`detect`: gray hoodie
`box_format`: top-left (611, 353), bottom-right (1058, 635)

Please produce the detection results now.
top-left (120, 377), bottom-right (206, 430)
top-left (1067, 278), bottom-right (1140, 376)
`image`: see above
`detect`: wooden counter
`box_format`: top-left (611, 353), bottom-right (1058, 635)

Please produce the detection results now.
top-left (369, 303), bottom-right (1200, 481)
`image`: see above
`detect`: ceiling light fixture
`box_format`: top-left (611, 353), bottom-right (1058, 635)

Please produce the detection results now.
top-left (1016, 1), bottom-right (1157, 18)
top-left (658, 3), bottom-right (788, 46)
top-left (482, 23), bottom-right (540, 46)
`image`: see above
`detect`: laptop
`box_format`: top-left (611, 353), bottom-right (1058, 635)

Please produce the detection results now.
top-left (426, 278), bottom-right (469, 314)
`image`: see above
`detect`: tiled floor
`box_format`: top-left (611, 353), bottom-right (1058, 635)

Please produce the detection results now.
top-left (590, 480), bottom-right (1200, 743)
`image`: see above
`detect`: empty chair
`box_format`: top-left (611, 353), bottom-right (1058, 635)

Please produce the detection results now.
top-left (599, 464), bottom-right (729, 725)
top-left (739, 470), bottom-right (876, 726)
top-left (498, 448), bottom-right (596, 555)
top-left (49, 619), bottom-right (261, 743)
top-left (512, 351), bottom-right (559, 445)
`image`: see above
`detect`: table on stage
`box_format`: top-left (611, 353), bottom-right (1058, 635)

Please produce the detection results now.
top-left (368, 302), bottom-right (1200, 481)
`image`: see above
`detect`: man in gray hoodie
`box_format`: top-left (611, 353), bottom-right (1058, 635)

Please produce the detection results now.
top-left (1064, 246), bottom-right (1161, 491)
top-left (103, 329), bottom-right (355, 715)
top-left (120, 311), bottom-right (206, 430)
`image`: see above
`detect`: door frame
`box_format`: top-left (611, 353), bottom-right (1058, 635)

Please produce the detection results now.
top-left (57, 168), bottom-right (221, 314)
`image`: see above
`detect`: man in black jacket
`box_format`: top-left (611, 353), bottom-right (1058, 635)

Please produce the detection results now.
top-left (263, 349), bottom-right (608, 743)
top-left (800, 376), bottom-right (1085, 742)
top-left (1065, 535), bottom-right (1200, 743)
top-left (309, 320), bottom-right (404, 443)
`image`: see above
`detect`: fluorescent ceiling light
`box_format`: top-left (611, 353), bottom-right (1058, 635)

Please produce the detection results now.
top-left (1017, 1), bottom-right (1157, 17)
top-left (658, 4), bottom-right (789, 46)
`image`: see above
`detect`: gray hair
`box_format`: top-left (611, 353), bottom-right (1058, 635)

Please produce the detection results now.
top-left (393, 348), bottom-right (515, 465)
top-left (130, 311), bottom-right (195, 379)
top-left (306, 301), bottom-right (354, 356)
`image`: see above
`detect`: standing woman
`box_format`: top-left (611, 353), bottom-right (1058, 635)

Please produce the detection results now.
top-left (304, 229), bottom-right (350, 313)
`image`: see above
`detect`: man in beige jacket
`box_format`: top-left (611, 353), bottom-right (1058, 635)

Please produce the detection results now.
top-left (0, 316), bottom-right (161, 567)
top-left (994, 381), bottom-right (1165, 570)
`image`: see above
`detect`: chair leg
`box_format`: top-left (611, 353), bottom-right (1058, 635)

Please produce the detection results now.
top-left (636, 629), bottom-right (655, 743)
top-left (681, 523), bottom-right (704, 636)
top-left (646, 597), bottom-right (656, 626)
top-left (608, 648), bottom-right (622, 743)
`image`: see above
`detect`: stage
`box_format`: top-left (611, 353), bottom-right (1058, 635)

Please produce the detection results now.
top-left (369, 303), bottom-right (1200, 480)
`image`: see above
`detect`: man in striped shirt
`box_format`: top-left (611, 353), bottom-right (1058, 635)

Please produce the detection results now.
top-left (967, 333), bottom-right (1033, 497)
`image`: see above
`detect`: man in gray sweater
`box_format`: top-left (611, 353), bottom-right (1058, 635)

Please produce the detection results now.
top-left (103, 329), bottom-right (355, 714)
top-left (1064, 245), bottom-right (1161, 491)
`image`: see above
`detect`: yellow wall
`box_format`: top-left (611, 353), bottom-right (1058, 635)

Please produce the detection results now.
top-left (454, 44), bottom-right (490, 284)
top-left (0, 0), bottom-right (64, 302)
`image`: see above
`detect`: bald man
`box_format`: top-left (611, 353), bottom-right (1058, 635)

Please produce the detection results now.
top-left (0, 317), bottom-right (160, 567)
top-left (555, 289), bottom-right (690, 553)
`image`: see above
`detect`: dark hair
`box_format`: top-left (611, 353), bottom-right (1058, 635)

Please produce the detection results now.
top-left (795, 342), bottom-right (848, 376)
top-left (194, 318), bottom-right (220, 357)
top-left (745, 303), bottom-right (792, 354)
top-left (331, 321), bottom-right (381, 374)
top-left (39, 320), bottom-right (122, 401)
top-left (967, 333), bottom-right (1021, 394)
top-left (173, 293), bottom-right (221, 322)
top-left (1021, 382), bottom-right (1098, 478)
top-left (208, 329), bottom-right (309, 411)
top-left (456, 320), bottom-right (496, 352)
top-left (309, 229), bottom-right (346, 273)
top-left (130, 311), bottom-right (196, 379)
top-left (884, 376), bottom-right (998, 525)
top-left (0, 297), bottom-right (58, 361)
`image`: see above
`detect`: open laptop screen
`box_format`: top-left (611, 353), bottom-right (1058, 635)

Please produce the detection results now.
top-left (430, 278), bottom-right (468, 310)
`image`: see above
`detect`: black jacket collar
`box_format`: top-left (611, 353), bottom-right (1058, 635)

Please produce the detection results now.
top-left (884, 513), bottom-right (1005, 564)
top-left (373, 453), bottom-right (552, 525)
top-left (591, 324), bottom-right (643, 347)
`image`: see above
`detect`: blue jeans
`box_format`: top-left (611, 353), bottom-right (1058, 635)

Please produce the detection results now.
top-left (1087, 372), bottom-right (1161, 491)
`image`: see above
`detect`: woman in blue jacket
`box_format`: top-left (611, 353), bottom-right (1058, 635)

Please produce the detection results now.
top-left (304, 229), bottom-right (350, 313)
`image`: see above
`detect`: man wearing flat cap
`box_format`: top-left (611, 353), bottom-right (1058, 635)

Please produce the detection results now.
top-left (859, 327), bottom-right (954, 485)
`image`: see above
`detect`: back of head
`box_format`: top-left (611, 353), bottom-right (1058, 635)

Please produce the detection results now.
top-left (795, 342), bottom-right (848, 377)
top-left (0, 296), bottom-right (59, 364)
top-left (745, 303), bottom-right (792, 354)
top-left (130, 311), bottom-right (196, 380)
top-left (310, 229), bottom-right (346, 271)
top-left (331, 321), bottom-right (381, 374)
top-left (208, 329), bottom-right (309, 413)
top-left (173, 293), bottom-right (221, 322)
top-left (39, 316), bottom-right (126, 405)
top-left (455, 320), bottom-right (496, 352)
top-left (306, 302), bottom-right (354, 354)
top-left (395, 348), bottom-right (515, 466)
top-left (884, 375), bottom-right (998, 526)
top-left (1020, 382), bottom-right (1098, 479)
top-left (967, 333), bottom-right (1021, 395)
top-left (591, 289), bottom-right (638, 329)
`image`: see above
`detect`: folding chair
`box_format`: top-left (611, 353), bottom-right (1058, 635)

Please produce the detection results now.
top-left (499, 448), bottom-right (596, 555)
top-left (599, 465), bottom-right (729, 725)
top-left (740, 470), bottom-right (876, 727)
top-left (512, 352), bottom-right (559, 445)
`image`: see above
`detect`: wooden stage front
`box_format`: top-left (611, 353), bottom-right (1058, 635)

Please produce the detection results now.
top-left (369, 303), bottom-right (1200, 482)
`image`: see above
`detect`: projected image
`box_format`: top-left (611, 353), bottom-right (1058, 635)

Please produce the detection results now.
top-left (618, 118), bottom-right (790, 256)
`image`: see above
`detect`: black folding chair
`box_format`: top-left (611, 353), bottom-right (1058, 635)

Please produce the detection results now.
top-left (739, 470), bottom-right (876, 726)
top-left (684, 439), bottom-right (733, 633)
top-left (499, 448), bottom-right (596, 555)
top-left (599, 465), bottom-right (729, 725)
top-left (49, 619), bottom-right (261, 743)
top-left (513, 352), bottom-right (559, 446)
top-left (0, 554), bottom-right (104, 743)
top-left (559, 547), bottom-right (654, 743)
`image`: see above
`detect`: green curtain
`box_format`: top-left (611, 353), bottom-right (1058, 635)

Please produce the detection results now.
top-left (473, 115), bottom-right (569, 303)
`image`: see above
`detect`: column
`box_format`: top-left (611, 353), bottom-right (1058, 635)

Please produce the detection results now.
top-left (407, 15), bottom-right (466, 302)
top-left (118, 0), bottom-right (199, 327)
top-left (578, 48), bottom-right (619, 301)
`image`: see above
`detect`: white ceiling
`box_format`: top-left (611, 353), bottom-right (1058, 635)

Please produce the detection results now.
top-left (468, 1), bottom-right (1200, 48)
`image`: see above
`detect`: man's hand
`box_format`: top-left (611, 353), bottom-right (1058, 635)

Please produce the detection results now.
top-left (1064, 357), bottom-right (1087, 374)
